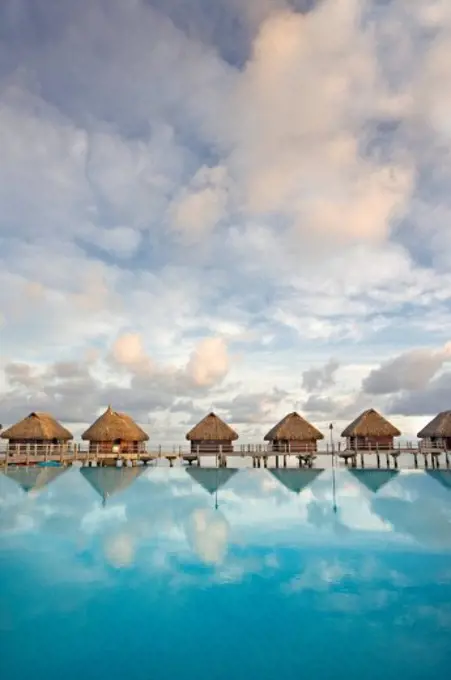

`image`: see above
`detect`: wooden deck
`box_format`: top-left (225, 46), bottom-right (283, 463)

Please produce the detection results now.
top-left (0, 442), bottom-right (449, 470)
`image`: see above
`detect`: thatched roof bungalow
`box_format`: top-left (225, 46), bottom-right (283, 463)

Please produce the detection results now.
top-left (81, 406), bottom-right (149, 454)
top-left (185, 412), bottom-right (238, 454)
top-left (417, 411), bottom-right (451, 451)
top-left (341, 409), bottom-right (400, 450)
top-left (0, 412), bottom-right (73, 453)
top-left (80, 467), bottom-right (144, 505)
top-left (264, 412), bottom-right (324, 453)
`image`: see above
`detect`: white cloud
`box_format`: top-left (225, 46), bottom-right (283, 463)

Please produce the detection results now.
top-left (1, 0), bottom-right (451, 433)
top-left (186, 337), bottom-right (230, 387)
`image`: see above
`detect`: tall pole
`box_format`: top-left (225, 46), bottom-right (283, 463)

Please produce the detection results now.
top-left (330, 423), bottom-right (337, 515)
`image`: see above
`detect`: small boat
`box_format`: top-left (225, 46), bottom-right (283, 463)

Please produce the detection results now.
top-left (37, 460), bottom-right (62, 468)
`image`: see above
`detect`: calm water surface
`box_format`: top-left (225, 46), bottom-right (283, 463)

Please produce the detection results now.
top-left (1, 466), bottom-right (451, 680)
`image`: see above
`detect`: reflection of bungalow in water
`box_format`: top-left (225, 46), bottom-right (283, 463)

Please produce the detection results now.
top-left (417, 411), bottom-right (451, 451)
top-left (349, 469), bottom-right (399, 493)
top-left (426, 470), bottom-right (451, 491)
top-left (341, 409), bottom-right (401, 450)
top-left (4, 466), bottom-right (67, 494)
top-left (264, 412), bottom-right (324, 453)
top-left (186, 467), bottom-right (237, 495)
top-left (80, 467), bottom-right (144, 505)
top-left (270, 469), bottom-right (324, 494)
top-left (185, 412), bottom-right (238, 455)
top-left (81, 406), bottom-right (149, 455)
top-left (0, 412), bottom-right (73, 455)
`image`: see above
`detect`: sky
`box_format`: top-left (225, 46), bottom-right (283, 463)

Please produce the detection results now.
top-left (0, 0), bottom-right (450, 443)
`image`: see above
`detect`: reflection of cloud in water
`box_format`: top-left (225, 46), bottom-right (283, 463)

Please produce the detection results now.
top-left (186, 508), bottom-right (229, 565)
top-left (81, 503), bottom-right (127, 534)
top-left (372, 496), bottom-right (451, 550)
top-left (104, 533), bottom-right (135, 568)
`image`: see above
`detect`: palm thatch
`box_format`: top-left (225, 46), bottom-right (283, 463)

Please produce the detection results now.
top-left (264, 412), bottom-right (324, 442)
top-left (186, 467), bottom-right (237, 495)
top-left (0, 412), bottom-right (73, 441)
top-left (81, 406), bottom-right (149, 442)
top-left (270, 469), bottom-right (324, 494)
top-left (185, 412), bottom-right (238, 441)
top-left (426, 471), bottom-right (451, 491)
top-left (341, 409), bottom-right (401, 438)
top-left (4, 466), bottom-right (67, 493)
top-left (349, 469), bottom-right (399, 493)
top-left (80, 466), bottom-right (144, 502)
top-left (417, 411), bottom-right (451, 438)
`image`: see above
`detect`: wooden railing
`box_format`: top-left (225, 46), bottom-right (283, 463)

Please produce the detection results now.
top-left (0, 440), bottom-right (448, 456)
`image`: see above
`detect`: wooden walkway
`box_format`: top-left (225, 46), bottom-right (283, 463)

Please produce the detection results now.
top-left (0, 444), bottom-right (449, 470)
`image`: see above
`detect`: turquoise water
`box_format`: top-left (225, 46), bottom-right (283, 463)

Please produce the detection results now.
top-left (1, 466), bottom-right (451, 680)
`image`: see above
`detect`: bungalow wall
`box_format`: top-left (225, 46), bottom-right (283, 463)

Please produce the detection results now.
top-left (421, 436), bottom-right (451, 450)
top-left (346, 435), bottom-right (395, 450)
top-left (269, 439), bottom-right (318, 453)
top-left (88, 440), bottom-right (146, 454)
top-left (190, 439), bottom-right (234, 454)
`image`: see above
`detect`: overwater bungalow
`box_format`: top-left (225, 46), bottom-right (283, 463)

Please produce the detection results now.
top-left (80, 466), bottom-right (144, 505)
top-left (348, 469), bottom-right (399, 493)
top-left (264, 411), bottom-right (324, 453)
top-left (0, 412), bottom-right (73, 455)
top-left (417, 411), bottom-right (451, 451)
top-left (185, 412), bottom-right (238, 455)
top-left (270, 469), bottom-right (324, 494)
top-left (3, 466), bottom-right (67, 494)
top-left (81, 406), bottom-right (149, 455)
top-left (341, 409), bottom-right (401, 450)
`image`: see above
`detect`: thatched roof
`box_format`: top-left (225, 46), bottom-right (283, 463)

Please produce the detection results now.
top-left (0, 412), bottom-right (73, 441)
top-left (80, 467), bottom-right (144, 502)
top-left (417, 411), bottom-right (451, 439)
top-left (81, 406), bottom-right (149, 442)
top-left (186, 468), bottom-right (237, 495)
top-left (4, 466), bottom-right (67, 493)
top-left (349, 469), bottom-right (399, 493)
top-left (341, 409), bottom-right (401, 438)
top-left (264, 412), bottom-right (324, 441)
top-left (185, 412), bottom-right (238, 441)
top-left (270, 469), bottom-right (324, 494)
top-left (426, 471), bottom-right (451, 491)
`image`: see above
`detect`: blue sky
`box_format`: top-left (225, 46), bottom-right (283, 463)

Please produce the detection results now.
top-left (0, 0), bottom-right (450, 442)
